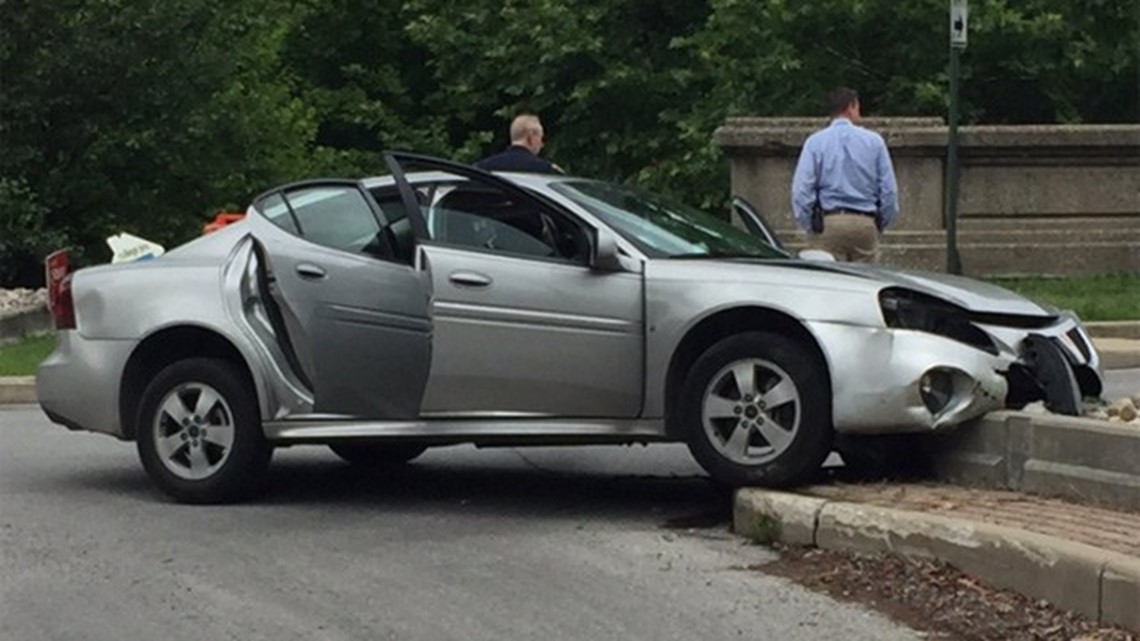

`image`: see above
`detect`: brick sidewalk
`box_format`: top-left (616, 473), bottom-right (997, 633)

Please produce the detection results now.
top-left (803, 482), bottom-right (1140, 558)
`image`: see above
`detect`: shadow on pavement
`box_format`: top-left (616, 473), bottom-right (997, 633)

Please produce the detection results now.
top-left (260, 455), bottom-right (729, 527)
top-left (28, 448), bottom-right (731, 528)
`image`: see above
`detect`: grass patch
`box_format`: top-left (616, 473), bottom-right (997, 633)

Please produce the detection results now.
top-left (989, 273), bottom-right (1139, 321)
top-left (0, 333), bottom-right (55, 376)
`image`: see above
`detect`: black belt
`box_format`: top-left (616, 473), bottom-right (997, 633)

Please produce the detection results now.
top-left (823, 209), bottom-right (876, 217)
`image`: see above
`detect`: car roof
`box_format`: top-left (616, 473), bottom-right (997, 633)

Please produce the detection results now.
top-left (360, 170), bottom-right (584, 191)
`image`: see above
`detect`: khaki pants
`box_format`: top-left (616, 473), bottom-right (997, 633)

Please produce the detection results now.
top-left (812, 213), bottom-right (879, 262)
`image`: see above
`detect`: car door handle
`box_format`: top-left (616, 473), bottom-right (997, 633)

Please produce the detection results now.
top-left (296, 263), bottom-right (327, 280)
top-left (448, 271), bottom-right (492, 287)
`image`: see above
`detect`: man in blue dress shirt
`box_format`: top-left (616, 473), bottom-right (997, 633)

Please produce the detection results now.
top-left (791, 88), bottom-right (899, 262)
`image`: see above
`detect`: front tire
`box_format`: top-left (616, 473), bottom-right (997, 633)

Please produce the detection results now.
top-left (679, 331), bottom-right (832, 488)
top-left (136, 358), bottom-right (271, 504)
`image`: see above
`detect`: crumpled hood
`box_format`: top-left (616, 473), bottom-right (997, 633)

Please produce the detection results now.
top-left (768, 259), bottom-right (1052, 316)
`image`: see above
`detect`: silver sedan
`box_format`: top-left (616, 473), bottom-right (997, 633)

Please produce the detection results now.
top-left (36, 153), bottom-right (1103, 503)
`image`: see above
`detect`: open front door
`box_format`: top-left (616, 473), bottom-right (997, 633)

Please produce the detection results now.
top-left (383, 152), bottom-right (645, 418)
top-left (247, 180), bottom-right (432, 418)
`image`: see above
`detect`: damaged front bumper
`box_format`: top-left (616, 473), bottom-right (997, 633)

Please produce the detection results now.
top-left (808, 313), bottom-right (1102, 435)
top-left (983, 312), bottom-right (1103, 415)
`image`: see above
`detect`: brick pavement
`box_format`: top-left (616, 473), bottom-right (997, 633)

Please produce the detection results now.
top-left (804, 483), bottom-right (1140, 558)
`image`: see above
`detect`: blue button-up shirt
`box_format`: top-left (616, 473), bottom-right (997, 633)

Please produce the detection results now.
top-left (791, 118), bottom-right (899, 232)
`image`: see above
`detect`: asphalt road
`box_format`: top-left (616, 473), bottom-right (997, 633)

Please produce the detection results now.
top-left (0, 406), bottom-right (919, 641)
top-left (1103, 367), bottom-right (1139, 402)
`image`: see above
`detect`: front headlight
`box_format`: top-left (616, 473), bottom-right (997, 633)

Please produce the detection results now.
top-left (879, 288), bottom-right (998, 355)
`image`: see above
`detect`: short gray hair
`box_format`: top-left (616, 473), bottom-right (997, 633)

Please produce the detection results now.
top-left (509, 114), bottom-right (543, 142)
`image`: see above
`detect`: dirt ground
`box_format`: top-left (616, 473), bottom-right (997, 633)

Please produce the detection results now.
top-left (760, 545), bottom-right (1136, 641)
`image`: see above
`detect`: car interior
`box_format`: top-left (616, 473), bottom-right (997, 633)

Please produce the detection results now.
top-left (258, 177), bottom-right (588, 267)
top-left (370, 180), bottom-right (586, 264)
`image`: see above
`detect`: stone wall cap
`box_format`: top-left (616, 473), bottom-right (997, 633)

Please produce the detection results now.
top-left (1001, 409), bottom-right (1140, 436)
top-left (723, 116), bottom-right (945, 128)
top-left (716, 118), bottom-right (1140, 152)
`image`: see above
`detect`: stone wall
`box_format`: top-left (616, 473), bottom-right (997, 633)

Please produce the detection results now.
top-left (714, 118), bottom-right (1140, 276)
top-left (929, 410), bottom-right (1140, 514)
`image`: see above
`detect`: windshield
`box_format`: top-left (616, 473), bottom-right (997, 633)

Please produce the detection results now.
top-left (549, 180), bottom-right (787, 259)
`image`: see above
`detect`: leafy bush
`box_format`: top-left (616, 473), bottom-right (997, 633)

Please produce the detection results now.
top-left (0, 179), bottom-right (66, 287)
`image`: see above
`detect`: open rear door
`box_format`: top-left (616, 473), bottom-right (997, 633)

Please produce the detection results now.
top-left (246, 180), bottom-right (432, 418)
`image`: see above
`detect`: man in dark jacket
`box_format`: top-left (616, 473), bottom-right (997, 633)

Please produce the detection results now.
top-left (476, 114), bottom-right (563, 174)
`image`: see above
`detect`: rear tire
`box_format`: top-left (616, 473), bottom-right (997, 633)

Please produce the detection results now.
top-left (136, 358), bottom-right (270, 504)
top-left (679, 331), bottom-right (832, 488)
top-left (328, 442), bottom-right (427, 467)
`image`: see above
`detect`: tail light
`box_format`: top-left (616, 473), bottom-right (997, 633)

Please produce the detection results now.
top-left (52, 274), bottom-right (76, 330)
top-left (45, 249), bottom-right (76, 330)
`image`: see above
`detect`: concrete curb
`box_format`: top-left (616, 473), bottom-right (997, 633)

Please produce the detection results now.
top-left (0, 376), bottom-right (36, 404)
top-left (1094, 337), bottom-right (1140, 369)
top-left (735, 488), bottom-right (1140, 631)
top-left (1087, 321), bottom-right (1140, 340)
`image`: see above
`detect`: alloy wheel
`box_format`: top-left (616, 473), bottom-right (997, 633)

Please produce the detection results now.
top-left (151, 382), bottom-right (236, 481)
top-left (701, 357), bottom-right (802, 465)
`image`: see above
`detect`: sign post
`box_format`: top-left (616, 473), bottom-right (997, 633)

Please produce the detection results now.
top-left (945, 0), bottom-right (967, 274)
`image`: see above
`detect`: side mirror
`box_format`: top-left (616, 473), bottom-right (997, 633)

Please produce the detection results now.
top-left (590, 228), bottom-right (624, 272)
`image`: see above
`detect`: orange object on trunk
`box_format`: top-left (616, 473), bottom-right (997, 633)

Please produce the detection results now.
top-left (203, 213), bottom-right (246, 235)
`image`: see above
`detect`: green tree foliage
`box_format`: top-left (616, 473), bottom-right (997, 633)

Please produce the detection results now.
top-left (0, 0), bottom-right (318, 282)
top-left (0, 178), bottom-right (65, 285)
top-left (1, 0), bottom-right (1135, 286)
top-left (287, 0), bottom-right (1136, 210)
top-left (282, 0), bottom-right (458, 175)
top-left (652, 0), bottom-right (1139, 203)
top-left (402, 1), bottom-right (713, 185)
top-left (686, 0), bottom-right (1139, 123)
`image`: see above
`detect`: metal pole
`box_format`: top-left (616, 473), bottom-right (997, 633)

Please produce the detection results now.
top-left (944, 29), bottom-right (963, 274)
